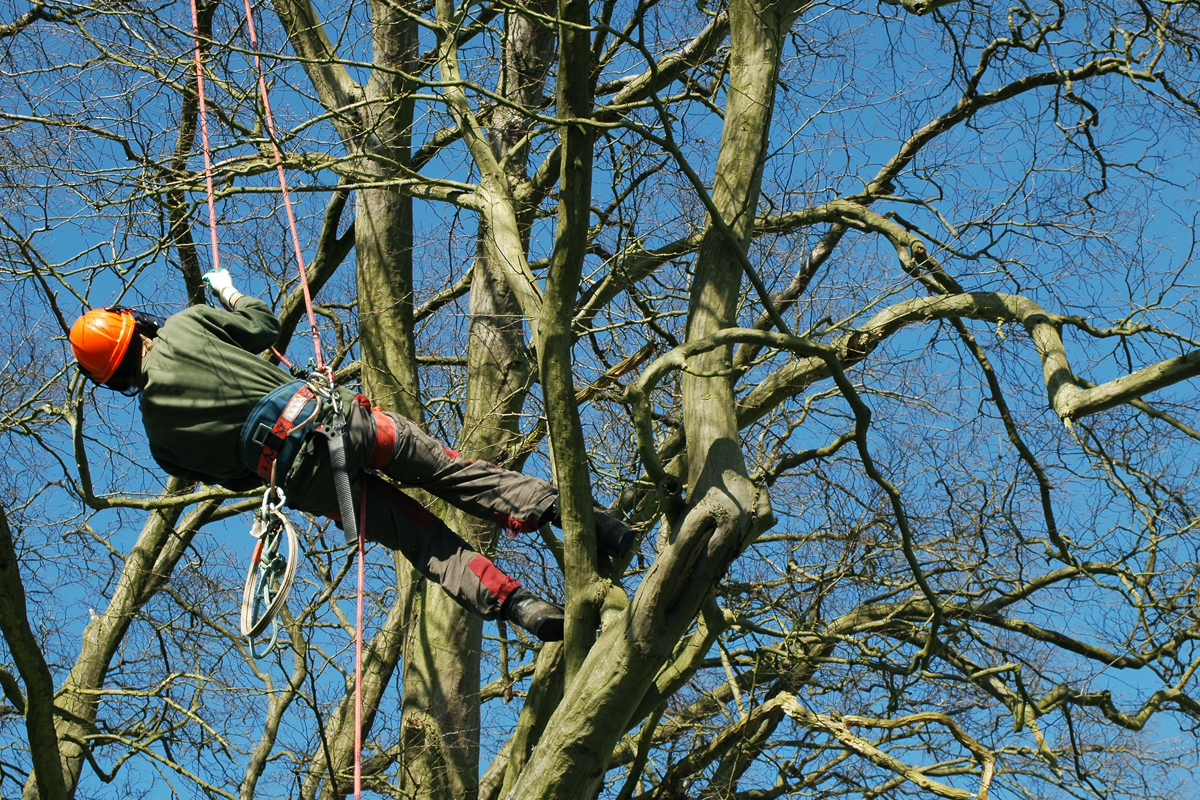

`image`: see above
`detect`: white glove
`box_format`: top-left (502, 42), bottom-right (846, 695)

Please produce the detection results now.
top-left (202, 268), bottom-right (243, 308)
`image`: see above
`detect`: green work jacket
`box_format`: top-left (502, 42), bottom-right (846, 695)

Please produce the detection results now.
top-left (140, 297), bottom-right (289, 491)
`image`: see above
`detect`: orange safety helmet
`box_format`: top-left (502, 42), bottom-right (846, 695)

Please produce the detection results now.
top-left (70, 308), bottom-right (137, 383)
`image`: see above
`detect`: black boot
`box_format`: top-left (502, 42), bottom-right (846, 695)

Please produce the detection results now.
top-left (501, 588), bottom-right (564, 642)
top-left (542, 502), bottom-right (637, 560)
top-left (594, 510), bottom-right (636, 560)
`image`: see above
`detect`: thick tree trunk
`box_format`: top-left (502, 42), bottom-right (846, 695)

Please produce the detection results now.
top-left (398, 579), bottom-right (485, 800)
top-left (357, 0), bottom-right (422, 421)
top-left (357, 179), bottom-right (419, 417)
top-left (400, 4), bottom-right (554, 798)
top-left (501, 0), bottom-right (800, 796)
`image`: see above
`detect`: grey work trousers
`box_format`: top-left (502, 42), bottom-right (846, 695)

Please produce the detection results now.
top-left (285, 392), bottom-right (557, 619)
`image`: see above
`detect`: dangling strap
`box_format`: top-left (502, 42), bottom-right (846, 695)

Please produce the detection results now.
top-left (354, 481), bottom-right (367, 800)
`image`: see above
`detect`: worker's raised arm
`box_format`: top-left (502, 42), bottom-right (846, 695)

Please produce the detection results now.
top-left (202, 268), bottom-right (282, 354)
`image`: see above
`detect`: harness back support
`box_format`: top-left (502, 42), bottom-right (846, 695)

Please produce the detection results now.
top-left (238, 380), bottom-right (320, 482)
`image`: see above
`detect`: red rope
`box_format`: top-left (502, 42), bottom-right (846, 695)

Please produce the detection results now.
top-left (188, 3), bottom-right (364, 792)
top-left (238, 0), bottom-right (327, 375)
top-left (188, 0), bottom-right (221, 273)
top-left (233, 5), bottom-right (365, 794)
top-left (354, 483), bottom-right (367, 799)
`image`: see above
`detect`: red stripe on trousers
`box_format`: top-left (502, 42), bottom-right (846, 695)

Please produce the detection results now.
top-left (467, 555), bottom-right (521, 605)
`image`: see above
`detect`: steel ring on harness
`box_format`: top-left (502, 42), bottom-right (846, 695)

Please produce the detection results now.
top-left (240, 502), bottom-right (299, 644)
top-left (303, 370), bottom-right (335, 400)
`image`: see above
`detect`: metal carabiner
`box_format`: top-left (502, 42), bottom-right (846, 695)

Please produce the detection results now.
top-left (305, 369), bottom-right (334, 399)
top-left (264, 462), bottom-right (287, 515)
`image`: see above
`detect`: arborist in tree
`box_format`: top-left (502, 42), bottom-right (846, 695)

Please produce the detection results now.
top-left (68, 268), bottom-right (636, 642)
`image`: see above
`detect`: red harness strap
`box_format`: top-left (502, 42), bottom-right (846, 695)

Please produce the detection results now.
top-left (255, 384), bottom-right (317, 481)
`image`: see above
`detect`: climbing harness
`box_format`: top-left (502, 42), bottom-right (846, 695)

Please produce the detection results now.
top-left (187, 1), bottom-right (368, 792)
top-left (240, 378), bottom-right (324, 481)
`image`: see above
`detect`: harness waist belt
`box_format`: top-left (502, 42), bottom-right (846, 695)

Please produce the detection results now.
top-left (238, 380), bottom-right (319, 482)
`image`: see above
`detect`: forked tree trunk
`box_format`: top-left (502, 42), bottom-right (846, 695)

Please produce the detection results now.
top-left (399, 3), bottom-right (555, 798)
top-left (501, 0), bottom-right (802, 795)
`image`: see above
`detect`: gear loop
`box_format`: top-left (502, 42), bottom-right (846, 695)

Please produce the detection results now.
top-left (240, 503), bottom-right (299, 654)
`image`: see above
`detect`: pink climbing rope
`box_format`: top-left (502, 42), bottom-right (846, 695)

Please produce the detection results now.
top-left (188, 0), bottom-right (222, 274)
top-left (237, 0), bottom-right (327, 374)
top-left (234, 5), bottom-right (366, 795)
top-left (355, 486), bottom-right (367, 798)
top-left (188, 4), bottom-right (366, 794)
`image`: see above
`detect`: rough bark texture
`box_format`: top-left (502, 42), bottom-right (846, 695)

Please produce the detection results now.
top-left (17, 0), bottom-right (1200, 796)
top-left (502, 0), bottom-right (798, 796)
top-left (540, 0), bottom-right (600, 682)
top-left (357, 0), bottom-right (422, 421)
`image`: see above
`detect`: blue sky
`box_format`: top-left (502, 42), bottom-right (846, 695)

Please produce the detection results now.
top-left (4, 0), bottom-right (1200, 795)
